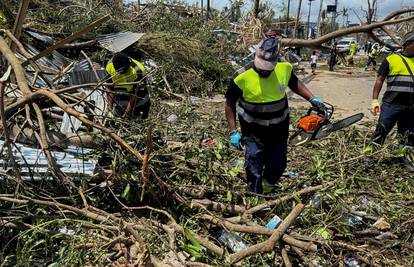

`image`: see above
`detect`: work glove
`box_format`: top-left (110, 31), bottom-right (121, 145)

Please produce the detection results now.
top-left (309, 96), bottom-right (327, 115)
top-left (371, 99), bottom-right (380, 115)
top-left (229, 130), bottom-right (241, 149)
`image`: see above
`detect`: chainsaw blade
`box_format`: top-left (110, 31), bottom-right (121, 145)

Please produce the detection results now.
top-left (314, 113), bottom-right (364, 140)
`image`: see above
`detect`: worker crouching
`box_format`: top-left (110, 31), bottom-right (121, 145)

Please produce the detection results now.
top-left (105, 52), bottom-right (150, 119)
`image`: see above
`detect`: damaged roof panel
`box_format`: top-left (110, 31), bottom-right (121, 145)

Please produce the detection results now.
top-left (97, 31), bottom-right (144, 53)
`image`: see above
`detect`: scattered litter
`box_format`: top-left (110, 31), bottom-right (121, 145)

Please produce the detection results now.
top-left (360, 195), bottom-right (369, 207)
top-left (375, 231), bottom-right (398, 240)
top-left (341, 212), bottom-right (363, 225)
top-left (218, 230), bottom-right (247, 253)
top-left (285, 171), bottom-right (299, 178)
top-left (310, 195), bottom-right (322, 208)
top-left (189, 96), bottom-right (202, 105)
top-left (167, 114), bottom-right (178, 124)
top-left (203, 138), bottom-right (213, 145)
top-left (344, 255), bottom-right (361, 267)
top-left (265, 215), bottom-right (282, 230)
top-left (372, 217), bottom-right (391, 231)
top-left (59, 226), bottom-right (75, 236)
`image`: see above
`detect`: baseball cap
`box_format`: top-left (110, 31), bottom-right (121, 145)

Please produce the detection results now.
top-left (254, 38), bottom-right (279, 71)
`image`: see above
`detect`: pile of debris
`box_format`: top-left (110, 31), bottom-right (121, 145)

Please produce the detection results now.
top-left (0, 1), bottom-right (413, 266)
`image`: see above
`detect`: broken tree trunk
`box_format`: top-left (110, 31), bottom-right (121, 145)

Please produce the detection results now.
top-left (282, 10), bottom-right (414, 48)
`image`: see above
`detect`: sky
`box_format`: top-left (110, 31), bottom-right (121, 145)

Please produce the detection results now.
top-left (130, 0), bottom-right (413, 24)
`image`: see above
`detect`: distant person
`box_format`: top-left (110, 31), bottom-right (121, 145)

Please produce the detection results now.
top-left (365, 44), bottom-right (378, 71)
top-left (329, 41), bottom-right (338, 71)
top-left (105, 52), bottom-right (150, 119)
top-left (348, 41), bottom-right (357, 65)
top-left (367, 42), bottom-right (373, 55)
top-left (364, 30), bottom-right (414, 167)
top-left (310, 50), bottom-right (318, 74)
top-left (364, 41), bottom-right (369, 54)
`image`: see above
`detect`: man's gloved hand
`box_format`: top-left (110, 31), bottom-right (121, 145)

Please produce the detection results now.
top-left (371, 99), bottom-right (380, 115)
top-left (229, 130), bottom-right (241, 149)
top-left (309, 96), bottom-right (327, 115)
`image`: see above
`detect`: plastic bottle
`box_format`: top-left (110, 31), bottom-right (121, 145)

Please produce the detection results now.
top-left (218, 230), bottom-right (247, 253)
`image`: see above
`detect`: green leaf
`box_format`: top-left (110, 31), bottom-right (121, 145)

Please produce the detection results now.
top-left (182, 244), bottom-right (202, 259)
top-left (185, 230), bottom-right (201, 247)
top-left (229, 166), bottom-right (241, 177)
top-left (226, 190), bottom-right (232, 202)
top-left (122, 183), bottom-right (131, 198)
top-left (215, 151), bottom-right (222, 160)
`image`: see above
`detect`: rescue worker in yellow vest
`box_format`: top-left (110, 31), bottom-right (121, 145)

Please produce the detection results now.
top-left (225, 38), bottom-right (327, 193)
top-left (348, 41), bottom-right (357, 65)
top-left (364, 31), bottom-right (414, 165)
top-left (365, 44), bottom-right (378, 71)
top-left (106, 52), bottom-right (150, 119)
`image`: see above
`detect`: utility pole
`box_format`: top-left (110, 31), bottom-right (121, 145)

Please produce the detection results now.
top-left (316, 0), bottom-right (324, 37)
top-left (207, 0), bottom-right (210, 19)
top-left (285, 0), bottom-right (291, 36)
top-left (307, 0), bottom-right (315, 39)
top-left (333, 0), bottom-right (338, 31)
top-left (201, 0), bottom-right (204, 16)
top-left (293, 0), bottom-right (302, 38)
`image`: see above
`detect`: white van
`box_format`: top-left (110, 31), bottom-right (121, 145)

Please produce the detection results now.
top-left (336, 38), bottom-right (357, 52)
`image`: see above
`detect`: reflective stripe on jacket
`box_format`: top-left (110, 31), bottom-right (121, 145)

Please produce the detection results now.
top-left (106, 58), bottom-right (145, 93)
top-left (385, 54), bottom-right (414, 94)
top-left (234, 62), bottom-right (292, 127)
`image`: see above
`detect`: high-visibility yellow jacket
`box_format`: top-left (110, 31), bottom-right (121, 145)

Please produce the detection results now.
top-left (233, 62), bottom-right (292, 127)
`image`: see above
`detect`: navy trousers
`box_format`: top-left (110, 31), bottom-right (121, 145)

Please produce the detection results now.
top-left (372, 102), bottom-right (414, 146)
top-left (244, 137), bottom-right (288, 193)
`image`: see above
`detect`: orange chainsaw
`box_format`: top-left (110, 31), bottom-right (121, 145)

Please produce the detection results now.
top-left (289, 103), bottom-right (363, 146)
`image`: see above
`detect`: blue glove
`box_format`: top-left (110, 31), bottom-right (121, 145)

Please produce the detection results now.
top-left (230, 130), bottom-right (241, 149)
top-left (309, 96), bottom-right (327, 115)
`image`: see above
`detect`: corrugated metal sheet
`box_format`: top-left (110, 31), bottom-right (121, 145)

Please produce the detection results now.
top-left (61, 60), bottom-right (108, 134)
top-left (24, 44), bottom-right (71, 70)
top-left (97, 31), bottom-right (144, 53)
top-left (0, 140), bottom-right (96, 181)
top-left (68, 69), bottom-right (107, 85)
top-left (25, 30), bottom-right (55, 44)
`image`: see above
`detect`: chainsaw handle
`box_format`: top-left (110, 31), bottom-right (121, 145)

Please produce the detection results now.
top-left (306, 102), bottom-right (334, 122)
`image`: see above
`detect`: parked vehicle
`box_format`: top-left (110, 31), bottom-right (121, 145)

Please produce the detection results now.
top-left (336, 38), bottom-right (357, 53)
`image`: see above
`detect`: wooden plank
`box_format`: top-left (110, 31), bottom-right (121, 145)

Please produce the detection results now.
top-left (22, 14), bottom-right (111, 67)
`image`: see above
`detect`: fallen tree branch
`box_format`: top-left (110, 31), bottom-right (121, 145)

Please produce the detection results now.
top-left (281, 15), bottom-right (414, 47)
top-left (281, 246), bottom-right (292, 267)
top-left (245, 185), bottom-right (325, 215)
top-left (291, 246), bottom-right (315, 267)
top-left (200, 214), bottom-right (317, 252)
top-left (228, 203), bottom-right (305, 264)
